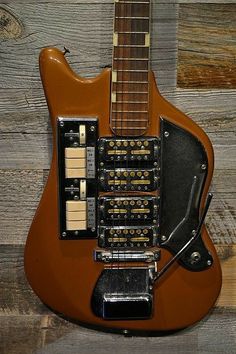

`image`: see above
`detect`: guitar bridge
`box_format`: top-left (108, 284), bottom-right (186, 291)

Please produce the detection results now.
top-left (94, 249), bottom-right (160, 263)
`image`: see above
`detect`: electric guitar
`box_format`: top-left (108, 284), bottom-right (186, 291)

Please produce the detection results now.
top-left (25, 0), bottom-right (222, 333)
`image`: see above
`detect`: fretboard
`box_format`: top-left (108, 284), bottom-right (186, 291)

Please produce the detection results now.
top-left (111, 0), bottom-right (151, 136)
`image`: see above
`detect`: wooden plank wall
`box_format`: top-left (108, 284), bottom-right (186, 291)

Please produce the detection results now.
top-left (0, 1), bottom-right (235, 353)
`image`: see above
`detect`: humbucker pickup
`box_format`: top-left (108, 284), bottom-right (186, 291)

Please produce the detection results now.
top-left (98, 226), bottom-right (158, 248)
top-left (99, 196), bottom-right (159, 225)
top-left (99, 168), bottom-right (159, 192)
top-left (98, 137), bottom-right (159, 162)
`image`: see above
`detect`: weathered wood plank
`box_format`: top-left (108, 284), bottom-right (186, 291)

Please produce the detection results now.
top-left (217, 245), bottom-right (236, 308)
top-left (0, 3), bottom-right (177, 90)
top-left (1, 0), bottom-right (236, 4)
top-left (0, 310), bottom-right (235, 354)
top-left (178, 4), bottom-right (236, 88)
top-left (0, 245), bottom-right (47, 315)
top-left (0, 169), bottom-right (235, 245)
top-left (0, 315), bottom-right (72, 354)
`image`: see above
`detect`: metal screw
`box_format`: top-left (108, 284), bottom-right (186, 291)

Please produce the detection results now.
top-left (192, 229), bottom-right (197, 236)
top-left (207, 260), bottom-right (212, 266)
top-left (62, 232), bottom-right (67, 238)
top-left (73, 142), bottom-right (79, 147)
top-left (74, 231), bottom-right (79, 236)
top-left (201, 164), bottom-right (207, 171)
top-left (190, 252), bottom-right (201, 264)
top-left (164, 131), bottom-right (169, 138)
top-left (74, 195), bottom-right (79, 200)
top-left (161, 235), bottom-right (167, 242)
top-left (91, 228), bottom-right (96, 233)
top-left (90, 126), bottom-right (95, 132)
top-left (60, 121), bottom-right (64, 127)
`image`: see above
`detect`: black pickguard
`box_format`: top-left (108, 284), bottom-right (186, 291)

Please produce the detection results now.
top-left (159, 119), bottom-right (213, 271)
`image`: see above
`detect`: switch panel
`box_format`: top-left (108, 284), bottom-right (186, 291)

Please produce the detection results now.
top-left (57, 117), bottom-right (98, 239)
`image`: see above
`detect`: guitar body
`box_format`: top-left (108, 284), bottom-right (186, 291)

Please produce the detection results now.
top-left (24, 48), bottom-right (222, 333)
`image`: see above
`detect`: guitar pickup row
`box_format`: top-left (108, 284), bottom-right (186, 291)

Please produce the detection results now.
top-left (99, 196), bottom-right (159, 225)
top-left (98, 137), bottom-right (160, 162)
top-left (99, 168), bottom-right (159, 192)
top-left (98, 226), bottom-right (158, 248)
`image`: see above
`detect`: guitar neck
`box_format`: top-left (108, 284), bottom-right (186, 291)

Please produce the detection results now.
top-left (111, 0), bottom-right (151, 136)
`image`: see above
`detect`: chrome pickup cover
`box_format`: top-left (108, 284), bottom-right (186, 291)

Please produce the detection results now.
top-left (99, 168), bottom-right (159, 192)
top-left (98, 226), bottom-right (158, 248)
top-left (99, 196), bottom-right (159, 225)
top-left (98, 137), bottom-right (159, 162)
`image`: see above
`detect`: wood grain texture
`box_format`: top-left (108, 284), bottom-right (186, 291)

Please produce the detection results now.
top-left (178, 4), bottom-right (236, 88)
top-left (0, 310), bottom-right (236, 354)
top-left (0, 0), bottom-right (235, 352)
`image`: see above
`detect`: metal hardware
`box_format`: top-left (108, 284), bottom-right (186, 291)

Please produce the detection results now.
top-left (98, 137), bottom-right (160, 163)
top-left (94, 249), bottom-right (160, 263)
top-left (190, 251), bottom-right (201, 264)
top-left (161, 235), bottom-right (167, 242)
top-left (99, 167), bottom-right (159, 192)
top-left (155, 193), bottom-right (213, 281)
top-left (164, 131), bottom-right (169, 138)
top-left (98, 196), bottom-right (159, 225)
top-left (98, 225), bottom-right (158, 248)
top-left (91, 267), bottom-right (154, 319)
top-left (57, 117), bottom-right (98, 239)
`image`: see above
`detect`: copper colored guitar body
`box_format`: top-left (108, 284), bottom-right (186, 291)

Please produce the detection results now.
top-left (24, 47), bottom-right (222, 333)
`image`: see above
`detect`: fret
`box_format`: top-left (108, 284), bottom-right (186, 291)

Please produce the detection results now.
top-left (115, 101), bottom-right (148, 103)
top-left (116, 69), bottom-right (148, 72)
top-left (114, 57), bottom-right (149, 60)
top-left (110, 118), bottom-right (147, 124)
top-left (111, 0), bottom-right (151, 136)
top-left (112, 110), bottom-right (148, 113)
top-left (115, 81), bottom-right (149, 84)
top-left (116, 31), bottom-right (149, 34)
top-left (115, 45), bottom-right (148, 47)
top-left (115, 91), bottom-right (148, 94)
